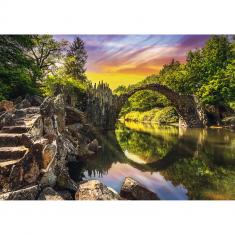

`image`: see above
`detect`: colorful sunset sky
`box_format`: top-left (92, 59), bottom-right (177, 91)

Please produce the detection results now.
top-left (54, 35), bottom-right (211, 90)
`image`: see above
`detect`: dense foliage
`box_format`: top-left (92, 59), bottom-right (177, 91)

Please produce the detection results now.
top-left (64, 37), bottom-right (88, 82)
top-left (114, 35), bottom-right (235, 121)
top-left (122, 107), bottom-right (178, 124)
top-left (0, 35), bottom-right (88, 100)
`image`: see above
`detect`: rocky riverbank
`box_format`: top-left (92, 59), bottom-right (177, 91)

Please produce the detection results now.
top-left (0, 95), bottom-right (159, 200)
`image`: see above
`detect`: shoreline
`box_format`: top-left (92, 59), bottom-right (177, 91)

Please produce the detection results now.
top-left (119, 118), bottom-right (235, 130)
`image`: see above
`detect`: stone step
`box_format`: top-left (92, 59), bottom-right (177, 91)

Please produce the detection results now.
top-left (0, 158), bottom-right (21, 168)
top-left (1, 125), bottom-right (28, 134)
top-left (14, 119), bottom-right (25, 125)
top-left (13, 107), bottom-right (39, 119)
top-left (0, 133), bottom-right (23, 147)
top-left (0, 146), bottom-right (27, 161)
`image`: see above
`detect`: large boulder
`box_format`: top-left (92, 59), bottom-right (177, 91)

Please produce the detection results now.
top-left (75, 180), bottom-right (121, 200)
top-left (120, 177), bottom-right (159, 200)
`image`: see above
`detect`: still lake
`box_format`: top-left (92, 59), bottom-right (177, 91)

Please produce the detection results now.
top-left (73, 121), bottom-right (235, 200)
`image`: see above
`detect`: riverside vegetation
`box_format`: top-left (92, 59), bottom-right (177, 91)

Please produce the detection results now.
top-left (0, 35), bottom-right (235, 200)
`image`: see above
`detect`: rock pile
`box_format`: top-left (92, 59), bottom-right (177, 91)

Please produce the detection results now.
top-left (0, 95), bottom-right (160, 200)
top-left (73, 178), bottom-right (159, 200)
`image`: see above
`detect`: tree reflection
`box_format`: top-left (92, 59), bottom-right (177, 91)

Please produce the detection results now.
top-left (73, 122), bottom-right (235, 199)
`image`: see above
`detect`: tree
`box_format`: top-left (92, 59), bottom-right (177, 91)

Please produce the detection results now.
top-left (185, 35), bottom-right (234, 94)
top-left (0, 35), bottom-right (36, 100)
top-left (0, 35), bottom-right (34, 69)
top-left (65, 36), bottom-right (87, 81)
top-left (28, 35), bottom-right (67, 83)
top-left (196, 60), bottom-right (235, 105)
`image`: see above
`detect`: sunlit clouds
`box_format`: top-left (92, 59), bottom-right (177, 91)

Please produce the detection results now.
top-left (54, 35), bottom-right (211, 89)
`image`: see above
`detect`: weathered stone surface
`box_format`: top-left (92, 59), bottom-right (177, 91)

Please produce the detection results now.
top-left (87, 139), bottom-right (99, 153)
top-left (120, 177), bottom-right (159, 200)
top-left (75, 180), bottom-right (121, 200)
top-left (7, 152), bottom-right (41, 190)
top-left (38, 187), bottom-right (64, 200)
top-left (15, 99), bottom-right (31, 109)
top-left (0, 146), bottom-right (27, 160)
top-left (77, 144), bottom-right (95, 159)
top-left (14, 96), bottom-right (23, 105)
top-left (0, 93), bottom-right (95, 199)
top-left (40, 170), bottom-right (57, 188)
top-left (23, 158), bottom-right (40, 184)
top-left (43, 117), bottom-right (55, 135)
top-left (65, 106), bottom-right (87, 125)
top-left (0, 100), bottom-right (14, 112)
top-left (0, 133), bottom-right (23, 147)
top-left (86, 82), bottom-right (207, 129)
top-left (0, 112), bottom-right (14, 128)
top-left (28, 115), bottom-right (43, 138)
top-left (21, 133), bottom-right (34, 148)
top-left (0, 185), bottom-right (39, 200)
top-left (57, 190), bottom-right (73, 200)
top-left (56, 168), bottom-right (78, 191)
top-left (53, 94), bottom-right (65, 133)
top-left (42, 142), bottom-right (57, 169)
top-left (40, 97), bottom-right (55, 117)
top-left (25, 95), bottom-right (43, 106)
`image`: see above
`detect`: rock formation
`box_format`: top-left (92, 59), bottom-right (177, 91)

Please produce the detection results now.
top-left (75, 180), bottom-right (121, 200)
top-left (120, 177), bottom-right (159, 200)
top-left (86, 82), bottom-right (208, 130)
top-left (0, 94), bottom-right (99, 200)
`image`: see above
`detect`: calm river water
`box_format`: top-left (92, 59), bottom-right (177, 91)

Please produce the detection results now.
top-left (74, 121), bottom-right (235, 200)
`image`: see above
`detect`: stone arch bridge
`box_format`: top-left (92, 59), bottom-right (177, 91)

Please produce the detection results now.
top-left (85, 82), bottom-right (207, 130)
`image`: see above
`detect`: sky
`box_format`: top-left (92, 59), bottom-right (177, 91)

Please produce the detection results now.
top-left (54, 35), bottom-right (211, 90)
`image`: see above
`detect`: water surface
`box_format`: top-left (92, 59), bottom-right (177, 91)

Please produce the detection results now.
top-left (77, 122), bottom-right (235, 200)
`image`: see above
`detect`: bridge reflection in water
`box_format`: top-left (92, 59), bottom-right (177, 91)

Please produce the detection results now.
top-left (70, 121), bottom-right (235, 200)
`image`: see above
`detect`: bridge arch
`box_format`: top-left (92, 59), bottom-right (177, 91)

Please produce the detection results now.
top-left (116, 84), bottom-right (207, 128)
top-left (86, 82), bottom-right (207, 129)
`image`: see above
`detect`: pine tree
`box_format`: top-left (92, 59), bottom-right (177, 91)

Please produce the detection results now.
top-left (65, 36), bottom-right (88, 81)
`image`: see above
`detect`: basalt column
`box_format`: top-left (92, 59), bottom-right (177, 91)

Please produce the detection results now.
top-left (86, 82), bottom-right (120, 130)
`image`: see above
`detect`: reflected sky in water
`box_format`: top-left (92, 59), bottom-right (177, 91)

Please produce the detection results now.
top-left (85, 162), bottom-right (188, 200)
top-left (81, 122), bottom-right (235, 200)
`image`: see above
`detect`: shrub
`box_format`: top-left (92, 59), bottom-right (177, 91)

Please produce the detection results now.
top-left (123, 106), bottom-right (178, 124)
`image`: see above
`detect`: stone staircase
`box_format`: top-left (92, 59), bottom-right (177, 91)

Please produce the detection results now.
top-left (0, 94), bottom-right (80, 199)
top-left (0, 107), bottom-right (41, 192)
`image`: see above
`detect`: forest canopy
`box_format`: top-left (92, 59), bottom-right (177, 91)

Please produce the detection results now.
top-left (0, 35), bottom-right (87, 100)
top-left (0, 35), bottom-right (234, 116)
top-left (114, 35), bottom-right (235, 117)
